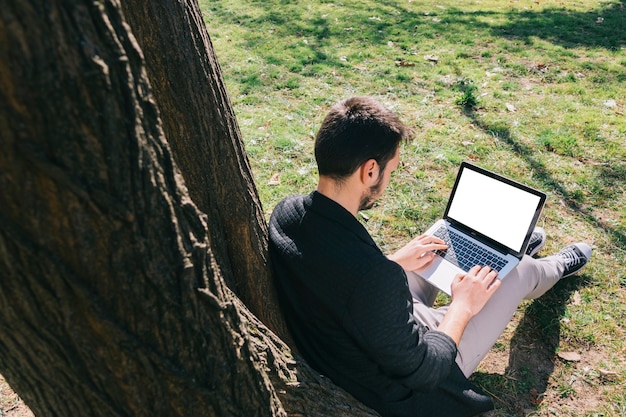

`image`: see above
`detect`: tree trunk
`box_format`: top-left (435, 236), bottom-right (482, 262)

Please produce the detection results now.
top-left (0, 0), bottom-right (378, 416)
top-left (118, 0), bottom-right (288, 339)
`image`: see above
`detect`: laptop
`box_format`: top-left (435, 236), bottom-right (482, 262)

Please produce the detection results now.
top-left (413, 162), bottom-right (546, 295)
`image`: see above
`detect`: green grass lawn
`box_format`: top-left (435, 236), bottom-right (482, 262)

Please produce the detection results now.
top-left (202, 0), bottom-right (625, 415)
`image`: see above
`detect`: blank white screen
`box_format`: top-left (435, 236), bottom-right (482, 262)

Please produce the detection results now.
top-left (447, 168), bottom-right (541, 252)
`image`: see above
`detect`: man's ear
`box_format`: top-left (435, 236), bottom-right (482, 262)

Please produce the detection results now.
top-left (359, 159), bottom-right (380, 185)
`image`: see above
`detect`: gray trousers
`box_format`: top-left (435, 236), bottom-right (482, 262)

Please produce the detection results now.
top-left (406, 255), bottom-right (565, 377)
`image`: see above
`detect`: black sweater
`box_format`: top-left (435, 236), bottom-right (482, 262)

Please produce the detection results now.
top-left (269, 191), bottom-right (493, 417)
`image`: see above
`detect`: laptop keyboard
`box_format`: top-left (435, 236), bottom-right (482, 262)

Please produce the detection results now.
top-left (432, 225), bottom-right (507, 272)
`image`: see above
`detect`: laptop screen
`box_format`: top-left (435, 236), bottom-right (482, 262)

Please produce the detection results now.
top-left (445, 163), bottom-right (546, 254)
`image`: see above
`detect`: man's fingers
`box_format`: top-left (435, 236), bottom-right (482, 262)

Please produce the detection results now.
top-left (418, 234), bottom-right (446, 245)
top-left (461, 266), bottom-right (500, 288)
top-left (478, 266), bottom-right (493, 278)
top-left (468, 265), bottom-right (499, 277)
top-left (468, 265), bottom-right (482, 275)
top-left (487, 275), bottom-right (501, 291)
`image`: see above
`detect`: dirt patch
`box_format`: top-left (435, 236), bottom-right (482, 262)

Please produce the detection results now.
top-left (472, 278), bottom-right (623, 416)
top-left (0, 376), bottom-right (34, 417)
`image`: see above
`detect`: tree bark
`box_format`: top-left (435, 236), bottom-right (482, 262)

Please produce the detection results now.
top-left (118, 0), bottom-right (288, 339)
top-left (0, 0), bottom-right (378, 416)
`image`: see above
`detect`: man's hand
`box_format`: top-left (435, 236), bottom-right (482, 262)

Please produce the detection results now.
top-left (450, 265), bottom-right (501, 317)
top-left (438, 265), bottom-right (501, 345)
top-left (388, 234), bottom-right (448, 272)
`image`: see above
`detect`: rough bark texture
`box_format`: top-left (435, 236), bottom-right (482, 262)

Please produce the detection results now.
top-left (0, 0), bottom-right (378, 416)
top-left (118, 0), bottom-right (289, 339)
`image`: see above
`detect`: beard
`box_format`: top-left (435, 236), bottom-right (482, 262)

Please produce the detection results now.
top-left (358, 176), bottom-right (384, 211)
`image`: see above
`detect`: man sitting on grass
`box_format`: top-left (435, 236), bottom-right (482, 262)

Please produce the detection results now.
top-left (268, 96), bottom-right (591, 417)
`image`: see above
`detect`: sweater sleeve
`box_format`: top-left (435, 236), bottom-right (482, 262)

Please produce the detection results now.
top-left (345, 261), bottom-right (458, 392)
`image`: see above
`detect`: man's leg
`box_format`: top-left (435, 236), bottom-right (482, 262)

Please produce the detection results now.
top-left (454, 255), bottom-right (565, 377)
top-left (408, 255), bottom-right (565, 376)
top-left (406, 270), bottom-right (440, 307)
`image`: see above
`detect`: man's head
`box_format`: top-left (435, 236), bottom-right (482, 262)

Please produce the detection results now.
top-left (314, 97), bottom-right (411, 210)
top-left (314, 96), bottom-right (411, 181)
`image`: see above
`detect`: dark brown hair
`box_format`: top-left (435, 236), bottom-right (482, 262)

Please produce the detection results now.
top-left (314, 97), bottom-right (411, 181)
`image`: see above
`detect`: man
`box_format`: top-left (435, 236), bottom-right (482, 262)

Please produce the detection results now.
top-left (268, 97), bottom-right (591, 417)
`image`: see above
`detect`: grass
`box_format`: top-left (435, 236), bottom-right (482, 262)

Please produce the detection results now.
top-left (2, 1), bottom-right (624, 416)
top-left (201, 0), bottom-right (625, 416)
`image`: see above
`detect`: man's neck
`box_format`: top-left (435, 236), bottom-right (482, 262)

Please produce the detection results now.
top-left (316, 176), bottom-right (362, 218)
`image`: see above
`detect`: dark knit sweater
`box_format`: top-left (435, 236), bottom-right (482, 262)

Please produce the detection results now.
top-left (269, 191), bottom-right (493, 417)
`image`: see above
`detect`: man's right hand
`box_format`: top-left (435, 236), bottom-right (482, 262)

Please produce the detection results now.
top-left (387, 234), bottom-right (448, 272)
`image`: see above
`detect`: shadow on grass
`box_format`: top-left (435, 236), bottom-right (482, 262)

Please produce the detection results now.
top-left (460, 104), bottom-right (622, 414)
top-left (461, 108), bottom-right (626, 251)
top-left (441, 2), bottom-right (626, 50)
top-left (472, 275), bottom-right (589, 415)
top-left (208, 1), bottom-right (625, 81)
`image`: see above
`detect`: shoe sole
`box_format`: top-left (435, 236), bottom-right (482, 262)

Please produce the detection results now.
top-left (526, 228), bottom-right (546, 257)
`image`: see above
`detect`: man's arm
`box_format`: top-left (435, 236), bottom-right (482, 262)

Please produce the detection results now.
top-left (347, 263), bottom-right (459, 390)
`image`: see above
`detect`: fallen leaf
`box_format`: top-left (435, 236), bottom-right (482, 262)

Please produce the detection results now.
top-left (268, 173), bottom-right (281, 186)
top-left (571, 290), bottom-right (582, 306)
top-left (505, 103), bottom-right (516, 112)
top-left (424, 54), bottom-right (439, 62)
top-left (599, 369), bottom-right (618, 378)
top-left (461, 141), bottom-right (474, 147)
top-left (557, 351), bottom-right (581, 362)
